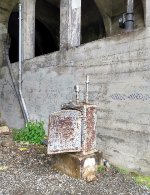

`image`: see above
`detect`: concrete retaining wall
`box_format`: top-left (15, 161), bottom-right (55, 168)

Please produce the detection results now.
top-left (0, 27), bottom-right (150, 175)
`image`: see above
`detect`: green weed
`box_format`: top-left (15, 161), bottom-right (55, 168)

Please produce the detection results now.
top-left (97, 165), bottom-right (105, 173)
top-left (134, 176), bottom-right (150, 189)
top-left (116, 167), bottom-right (129, 175)
top-left (116, 167), bottom-right (150, 189)
top-left (13, 121), bottom-right (45, 144)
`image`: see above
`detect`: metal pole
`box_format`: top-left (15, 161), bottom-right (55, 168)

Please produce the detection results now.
top-left (19, 3), bottom-right (29, 122)
top-left (125, 0), bottom-right (134, 31)
top-left (74, 85), bottom-right (80, 104)
top-left (85, 75), bottom-right (89, 104)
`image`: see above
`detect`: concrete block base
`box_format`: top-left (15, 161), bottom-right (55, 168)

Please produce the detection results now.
top-left (51, 151), bottom-right (103, 181)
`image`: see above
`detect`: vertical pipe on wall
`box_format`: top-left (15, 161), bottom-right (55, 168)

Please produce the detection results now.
top-left (125, 0), bottom-right (134, 31)
top-left (19, 3), bottom-right (29, 123)
top-left (85, 75), bottom-right (89, 104)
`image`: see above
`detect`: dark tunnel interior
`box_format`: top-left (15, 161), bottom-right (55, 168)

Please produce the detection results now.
top-left (8, 0), bottom-right (106, 63)
top-left (8, 12), bottom-right (59, 63)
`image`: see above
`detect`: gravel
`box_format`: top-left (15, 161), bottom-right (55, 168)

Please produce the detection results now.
top-left (0, 134), bottom-right (150, 195)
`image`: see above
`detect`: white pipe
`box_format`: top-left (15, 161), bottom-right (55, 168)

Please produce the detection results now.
top-left (74, 85), bottom-right (80, 104)
top-left (19, 3), bottom-right (29, 122)
top-left (85, 75), bottom-right (89, 103)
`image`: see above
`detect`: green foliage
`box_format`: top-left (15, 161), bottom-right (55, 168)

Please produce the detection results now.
top-left (116, 167), bottom-right (129, 175)
top-left (116, 167), bottom-right (150, 189)
top-left (97, 165), bottom-right (105, 173)
top-left (134, 176), bottom-right (150, 189)
top-left (13, 121), bottom-right (45, 144)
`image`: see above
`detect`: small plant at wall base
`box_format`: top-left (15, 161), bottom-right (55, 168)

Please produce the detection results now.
top-left (13, 121), bottom-right (45, 144)
top-left (97, 165), bottom-right (105, 173)
top-left (116, 167), bottom-right (150, 189)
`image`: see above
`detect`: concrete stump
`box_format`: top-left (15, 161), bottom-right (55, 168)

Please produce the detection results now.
top-left (51, 151), bottom-right (103, 182)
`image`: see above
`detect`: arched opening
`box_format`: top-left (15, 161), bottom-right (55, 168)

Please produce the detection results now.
top-left (111, 0), bottom-right (144, 35)
top-left (8, 0), bottom-right (60, 63)
top-left (7, 0), bottom-right (144, 63)
top-left (81, 0), bottom-right (106, 44)
top-left (94, 0), bottom-right (144, 36)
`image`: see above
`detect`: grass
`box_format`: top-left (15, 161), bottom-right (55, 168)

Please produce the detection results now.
top-left (97, 165), bottom-right (105, 173)
top-left (134, 176), bottom-right (150, 188)
top-left (116, 167), bottom-right (150, 189)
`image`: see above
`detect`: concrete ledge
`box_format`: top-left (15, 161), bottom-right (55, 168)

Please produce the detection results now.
top-left (51, 151), bottom-right (103, 181)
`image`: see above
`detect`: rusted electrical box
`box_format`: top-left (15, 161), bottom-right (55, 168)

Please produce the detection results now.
top-left (47, 76), bottom-right (97, 155)
top-left (48, 110), bottom-right (82, 154)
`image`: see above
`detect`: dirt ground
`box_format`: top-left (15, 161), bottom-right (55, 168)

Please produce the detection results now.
top-left (0, 134), bottom-right (150, 195)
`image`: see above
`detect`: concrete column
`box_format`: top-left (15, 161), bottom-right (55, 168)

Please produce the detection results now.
top-left (142, 0), bottom-right (150, 27)
top-left (0, 23), bottom-right (7, 67)
top-left (21, 0), bottom-right (36, 60)
top-left (60, 0), bottom-right (81, 49)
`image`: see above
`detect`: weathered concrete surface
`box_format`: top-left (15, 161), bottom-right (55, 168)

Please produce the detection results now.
top-left (142, 0), bottom-right (150, 27)
top-left (60, 0), bottom-right (81, 49)
top-left (0, 27), bottom-right (150, 175)
top-left (0, 0), bottom-right (18, 25)
top-left (0, 38), bottom-right (5, 67)
top-left (52, 151), bottom-right (102, 181)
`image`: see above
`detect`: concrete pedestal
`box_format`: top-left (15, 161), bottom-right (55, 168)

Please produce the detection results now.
top-left (51, 151), bottom-right (103, 181)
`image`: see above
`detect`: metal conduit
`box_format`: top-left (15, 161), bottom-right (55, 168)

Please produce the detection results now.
top-left (125, 0), bottom-right (134, 31)
top-left (5, 38), bottom-right (28, 123)
top-left (19, 2), bottom-right (29, 122)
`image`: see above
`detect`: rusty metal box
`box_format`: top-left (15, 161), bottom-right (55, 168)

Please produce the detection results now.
top-left (47, 110), bottom-right (82, 154)
top-left (48, 103), bottom-right (97, 155)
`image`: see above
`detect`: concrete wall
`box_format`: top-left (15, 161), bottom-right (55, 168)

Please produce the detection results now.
top-left (0, 27), bottom-right (150, 175)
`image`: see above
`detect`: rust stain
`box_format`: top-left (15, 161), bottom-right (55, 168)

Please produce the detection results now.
top-left (48, 110), bottom-right (82, 154)
top-left (86, 107), bottom-right (96, 152)
top-left (81, 105), bottom-right (97, 153)
top-left (58, 117), bottom-right (74, 140)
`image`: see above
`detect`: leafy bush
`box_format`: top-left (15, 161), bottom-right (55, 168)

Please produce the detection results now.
top-left (13, 121), bottom-right (45, 144)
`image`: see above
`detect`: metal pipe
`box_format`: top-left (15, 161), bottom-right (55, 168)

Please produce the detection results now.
top-left (85, 75), bottom-right (89, 104)
top-left (5, 37), bottom-right (28, 122)
top-left (74, 85), bottom-right (80, 104)
top-left (125, 0), bottom-right (134, 31)
top-left (19, 3), bottom-right (29, 122)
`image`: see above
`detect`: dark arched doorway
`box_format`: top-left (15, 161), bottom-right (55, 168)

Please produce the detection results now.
top-left (8, 0), bottom-right (60, 63)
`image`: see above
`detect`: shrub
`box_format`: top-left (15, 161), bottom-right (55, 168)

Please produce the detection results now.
top-left (13, 121), bottom-right (45, 144)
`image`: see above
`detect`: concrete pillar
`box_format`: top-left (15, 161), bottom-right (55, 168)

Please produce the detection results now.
top-left (142, 0), bottom-right (150, 27)
top-left (21, 0), bottom-right (36, 60)
top-left (60, 0), bottom-right (81, 49)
